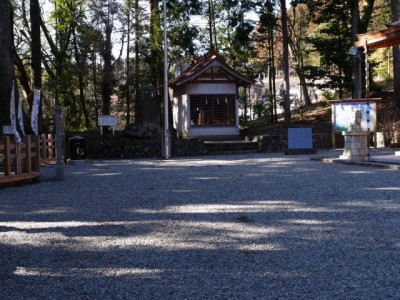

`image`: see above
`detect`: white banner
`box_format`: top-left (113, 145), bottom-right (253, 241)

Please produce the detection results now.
top-left (31, 88), bottom-right (41, 135)
top-left (10, 81), bottom-right (22, 143)
top-left (18, 95), bottom-right (26, 136)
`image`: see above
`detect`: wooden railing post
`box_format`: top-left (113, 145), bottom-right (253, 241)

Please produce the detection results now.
top-left (40, 134), bottom-right (47, 160)
top-left (32, 135), bottom-right (40, 172)
top-left (15, 140), bottom-right (22, 175)
top-left (4, 136), bottom-right (11, 176)
top-left (0, 135), bottom-right (41, 185)
top-left (25, 135), bottom-right (32, 173)
top-left (50, 133), bottom-right (55, 159)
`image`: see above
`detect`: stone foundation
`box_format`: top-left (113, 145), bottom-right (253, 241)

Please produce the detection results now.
top-left (340, 131), bottom-right (369, 160)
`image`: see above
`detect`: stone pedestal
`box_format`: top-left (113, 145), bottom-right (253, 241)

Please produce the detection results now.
top-left (340, 131), bottom-right (369, 160)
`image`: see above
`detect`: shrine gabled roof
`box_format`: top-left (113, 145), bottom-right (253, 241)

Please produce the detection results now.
top-left (169, 49), bottom-right (255, 87)
top-left (354, 21), bottom-right (400, 50)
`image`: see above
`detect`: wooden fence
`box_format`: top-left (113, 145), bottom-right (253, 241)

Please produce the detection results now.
top-left (0, 134), bottom-right (61, 185)
top-left (40, 134), bottom-right (57, 164)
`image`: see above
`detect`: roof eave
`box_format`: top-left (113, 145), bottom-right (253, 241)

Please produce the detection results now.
top-left (354, 25), bottom-right (400, 49)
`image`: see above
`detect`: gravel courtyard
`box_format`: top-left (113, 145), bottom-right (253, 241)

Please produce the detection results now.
top-left (1, 152), bottom-right (399, 299)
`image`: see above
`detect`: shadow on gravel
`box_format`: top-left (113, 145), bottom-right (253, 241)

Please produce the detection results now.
top-left (1, 156), bottom-right (400, 299)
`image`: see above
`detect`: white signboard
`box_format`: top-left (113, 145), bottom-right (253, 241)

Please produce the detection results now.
top-left (98, 115), bottom-right (118, 135)
top-left (98, 115), bottom-right (118, 126)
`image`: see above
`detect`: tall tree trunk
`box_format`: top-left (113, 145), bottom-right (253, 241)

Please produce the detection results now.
top-left (150, 0), bottom-right (162, 90)
top-left (289, 4), bottom-right (312, 106)
top-left (298, 70), bottom-right (311, 105)
top-left (101, 15), bottom-right (113, 117)
top-left (72, 30), bottom-right (90, 128)
top-left (92, 48), bottom-right (100, 125)
top-left (281, 0), bottom-right (291, 125)
top-left (149, 0), bottom-right (163, 121)
top-left (134, 0), bottom-right (140, 124)
top-left (13, 46), bottom-right (32, 109)
top-left (391, 0), bottom-right (400, 107)
top-left (351, 0), bottom-right (361, 99)
top-left (0, 0), bottom-right (15, 126)
top-left (125, 0), bottom-right (131, 127)
top-left (212, 0), bottom-right (217, 51)
top-left (268, 24), bottom-right (275, 123)
top-left (208, 0), bottom-right (214, 50)
top-left (30, 0), bottom-right (41, 92)
top-left (31, 0), bottom-right (44, 132)
top-left (270, 14), bottom-right (277, 123)
top-left (268, 55), bottom-right (274, 122)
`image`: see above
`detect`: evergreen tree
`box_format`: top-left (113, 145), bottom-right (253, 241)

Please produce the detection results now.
top-left (307, 1), bottom-right (353, 98)
top-left (30, 0), bottom-right (42, 131)
top-left (0, 0), bottom-right (16, 127)
top-left (255, 0), bottom-right (279, 122)
top-left (391, 0), bottom-right (400, 107)
top-left (280, 0), bottom-right (291, 125)
top-left (288, 2), bottom-right (313, 106)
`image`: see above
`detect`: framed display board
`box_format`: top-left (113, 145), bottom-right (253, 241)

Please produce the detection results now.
top-left (329, 98), bottom-right (380, 148)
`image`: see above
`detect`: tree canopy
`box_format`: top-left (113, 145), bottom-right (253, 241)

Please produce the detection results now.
top-left (0, 0), bottom-right (398, 131)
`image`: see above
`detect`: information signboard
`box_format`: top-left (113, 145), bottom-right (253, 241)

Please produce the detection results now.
top-left (329, 98), bottom-right (380, 148)
top-left (98, 115), bottom-right (118, 135)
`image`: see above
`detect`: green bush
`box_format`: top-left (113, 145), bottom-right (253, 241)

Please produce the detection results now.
top-left (246, 117), bottom-right (270, 128)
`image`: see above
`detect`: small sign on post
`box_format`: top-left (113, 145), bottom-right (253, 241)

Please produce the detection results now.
top-left (98, 115), bottom-right (118, 135)
top-left (2, 125), bottom-right (14, 135)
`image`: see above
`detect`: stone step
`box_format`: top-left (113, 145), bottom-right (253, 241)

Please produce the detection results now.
top-left (204, 140), bottom-right (259, 155)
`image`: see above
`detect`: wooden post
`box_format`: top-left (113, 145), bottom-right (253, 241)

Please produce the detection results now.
top-left (4, 137), bottom-right (11, 176)
top-left (16, 141), bottom-right (22, 175)
top-left (0, 140), bottom-right (4, 171)
top-left (48, 133), bottom-right (54, 159)
top-left (40, 134), bottom-right (45, 159)
top-left (32, 135), bottom-right (40, 172)
top-left (25, 135), bottom-right (32, 173)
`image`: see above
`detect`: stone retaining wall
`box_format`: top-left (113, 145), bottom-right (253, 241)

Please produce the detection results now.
top-left (84, 136), bottom-right (207, 159)
top-left (66, 130), bottom-right (335, 159)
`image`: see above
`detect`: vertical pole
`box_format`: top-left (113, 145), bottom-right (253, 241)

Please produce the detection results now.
top-left (32, 135), bottom-right (40, 172)
top-left (162, 0), bottom-right (170, 159)
top-left (331, 103), bottom-right (336, 149)
top-left (4, 137), bottom-right (11, 176)
top-left (40, 134), bottom-right (45, 160)
top-left (55, 106), bottom-right (64, 180)
top-left (15, 139), bottom-right (21, 175)
top-left (25, 135), bottom-right (32, 173)
top-left (364, 39), bottom-right (369, 98)
top-left (126, 0), bottom-right (131, 127)
top-left (358, 55), bottom-right (362, 98)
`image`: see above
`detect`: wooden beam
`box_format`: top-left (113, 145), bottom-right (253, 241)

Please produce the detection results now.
top-left (0, 172), bottom-right (41, 185)
top-left (190, 79), bottom-right (237, 84)
top-left (198, 73), bottom-right (230, 79)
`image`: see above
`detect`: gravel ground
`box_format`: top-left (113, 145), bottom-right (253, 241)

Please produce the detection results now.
top-left (1, 151), bottom-right (400, 299)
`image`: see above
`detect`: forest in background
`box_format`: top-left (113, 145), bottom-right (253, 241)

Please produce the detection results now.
top-left (0, 0), bottom-right (399, 133)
